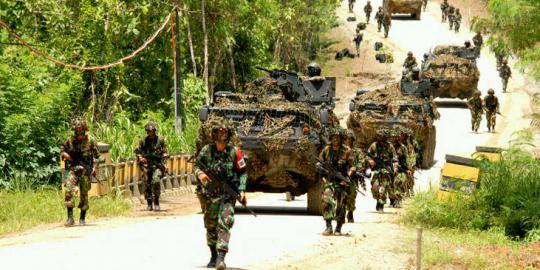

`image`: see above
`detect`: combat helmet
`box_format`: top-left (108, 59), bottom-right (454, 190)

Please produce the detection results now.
top-left (71, 117), bottom-right (88, 131)
top-left (488, 88), bottom-right (495, 95)
top-left (502, 59), bottom-right (508, 65)
top-left (474, 90), bottom-right (481, 97)
top-left (423, 53), bottom-right (429, 59)
top-left (144, 120), bottom-right (158, 132)
top-left (407, 51), bottom-right (413, 57)
top-left (328, 127), bottom-right (344, 140)
top-left (307, 62), bottom-right (322, 77)
top-left (211, 121), bottom-right (233, 142)
top-left (344, 130), bottom-right (356, 141)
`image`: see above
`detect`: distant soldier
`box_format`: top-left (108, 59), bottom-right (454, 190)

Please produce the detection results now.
top-left (195, 123), bottom-right (248, 269)
top-left (499, 60), bottom-right (512, 92)
top-left (447, 6), bottom-right (455, 30)
top-left (349, 0), bottom-right (356, 13)
top-left (61, 117), bottom-right (101, 226)
top-left (467, 90), bottom-right (484, 133)
top-left (343, 130), bottom-right (366, 223)
top-left (319, 128), bottom-right (355, 235)
top-left (353, 29), bottom-right (363, 57)
top-left (484, 89), bottom-right (500, 133)
top-left (135, 121), bottom-right (168, 211)
top-left (421, 53), bottom-right (430, 71)
top-left (440, 0), bottom-right (449, 22)
top-left (403, 51), bottom-right (418, 81)
top-left (364, 1), bottom-right (373, 24)
top-left (375, 7), bottom-right (384, 32)
top-left (382, 13), bottom-right (392, 38)
top-left (422, 0), bottom-right (428, 11)
top-left (472, 32), bottom-right (483, 56)
top-left (453, 8), bottom-right (462, 32)
top-left (367, 130), bottom-right (398, 213)
top-left (307, 62), bottom-right (322, 77)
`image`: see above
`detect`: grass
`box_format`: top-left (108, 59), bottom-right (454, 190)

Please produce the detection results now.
top-left (0, 187), bottom-right (130, 236)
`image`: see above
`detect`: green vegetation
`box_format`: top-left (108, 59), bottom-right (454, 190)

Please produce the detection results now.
top-left (0, 187), bottom-right (130, 236)
top-left (404, 148), bottom-right (540, 242)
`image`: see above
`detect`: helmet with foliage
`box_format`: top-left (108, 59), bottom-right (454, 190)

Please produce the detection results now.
top-left (211, 122), bottom-right (233, 142)
top-left (71, 117), bottom-right (88, 131)
top-left (307, 62), bottom-right (322, 77)
top-left (488, 88), bottom-right (495, 95)
top-left (144, 120), bottom-right (158, 132)
top-left (344, 130), bottom-right (356, 141)
top-left (328, 127), bottom-right (344, 139)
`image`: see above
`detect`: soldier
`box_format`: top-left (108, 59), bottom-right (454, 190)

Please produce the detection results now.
top-left (319, 128), bottom-right (355, 235)
top-left (447, 6), bottom-right (455, 30)
top-left (195, 123), bottom-right (248, 270)
top-left (367, 130), bottom-right (398, 213)
top-left (63, 166), bottom-right (85, 226)
top-left (349, 0), bottom-right (356, 13)
top-left (364, 1), bottom-right (373, 24)
top-left (454, 8), bottom-right (462, 33)
top-left (390, 128), bottom-right (413, 208)
top-left (307, 62), bottom-right (322, 77)
top-left (61, 117), bottom-right (101, 226)
top-left (499, 60), bottom-right (512, 93)
top-left (403, 51), bottom-right (418, 81)
top-left (484, 89), bottom-right (500, 133)
top-left (472, 32), bottom-right (483, 56)
top-left (375, 7), bottom-right (384, 32)
top-left (421, 53), bottom-right (430, 71)
top-left (440, 0), bottom-right (449, 22)
top-left (403, 132), bottom-right (418, 197)
top-left (467, 90), bottom-right (484, 133)
top-left (343, 130), bottom-right (366, 223)
top-left (422, 0), bottom-right (428, 11)
top-left (382, 13), bottom-right (392, 38)
top-left (353, 29), bottom-right (363, 57)
top-left (135, 121), bottom-right (168, 211)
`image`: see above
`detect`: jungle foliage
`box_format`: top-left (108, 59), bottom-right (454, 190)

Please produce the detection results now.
top-left (0, 0), bottom-right (340, 187)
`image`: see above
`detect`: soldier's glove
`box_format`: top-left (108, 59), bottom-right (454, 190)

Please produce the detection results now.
top-left (139, 157), bottom-right (148, 165)
top-left (239, 191), bottom-right (247, 206)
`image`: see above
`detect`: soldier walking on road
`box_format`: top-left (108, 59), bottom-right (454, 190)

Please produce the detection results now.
top-left (453, 8), bottom-right (462, 32)
top-left (135, 121), bottom-right (168, 211)
top-left (319, 128), bottom-right (355, 235)
top-left (364, 1), bottom-right (373, 24)
top-left (484, 89), bottom-right (500, 133)
top-left (467, 91), bottom-right (484, 133)
top-left (343, 130), bottom-right (367, 223)
top-left (390, 129), bottom-right (411, 208)
top-left (61, 117), bottom-right (101, 226)
top-left (349, 0), bottom-right (356, 13)
top-left (375, 7), bottom-right (384, 32)
top-left (499, 60), bottom-right (512, 93)
top-left (195, 123), bottom-right (248, 270)
top-left (367, 130), bottom-right (398, 213)
top-left (473, 32), bottom-right (483, 56)
top-left (382, 13), bottom-right (392, 38)
top-left (423, 0), bottom-right (428, 11)
top-left (447, 6), bottom-right (455, 30)
top-left (440, 0), bottom-right (449, 22)
top-left (404, 133), bottom-right (418, 197)
top-left (353, 29), bottom-right (363, 57)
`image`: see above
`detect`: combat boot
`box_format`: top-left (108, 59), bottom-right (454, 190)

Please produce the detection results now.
top-left (146, 199), bottom-right (153, 211)
top-left (379, 203), bottom-right (385, 213)
top-left (154, 197), bottom-right (160, 211)
top-left (64, 207), bottom-right (74, 227)
top-left (207, 246), bottom-right (217, 268)
top-left (215, 250), bottom-right (227, 270)
top-left (79, 210), bottom-right (87, 226)
top-left (347, 211), bottom-right (354, 223)
top-left (334, 222), bottom-right (343, 235)
top-left (322, 219), bottom-right (333, 236)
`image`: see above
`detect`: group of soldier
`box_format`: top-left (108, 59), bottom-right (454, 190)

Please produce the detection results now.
top-left (349, 0), bottom-right (392, 41)
top-left (467, 89), bottom-right (501, 133)
top-left (318, 126), bottom-right (419, 236)
top-left (440, 0), bottom-right (462, 33)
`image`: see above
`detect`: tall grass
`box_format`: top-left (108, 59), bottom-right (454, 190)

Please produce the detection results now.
top-left (0, 187), bottom-right (130, 235)
top-left (404, 148), bottom-right (540, 241)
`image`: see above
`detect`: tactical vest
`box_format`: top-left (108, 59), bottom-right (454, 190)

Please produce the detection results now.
top-left (484, 96), bottom-right (498, 111)
top-left (63, 135), bottom-right (96, 172)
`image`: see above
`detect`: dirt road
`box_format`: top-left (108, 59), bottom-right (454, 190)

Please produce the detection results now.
top-left (0, 1), bottom-right (533, 269)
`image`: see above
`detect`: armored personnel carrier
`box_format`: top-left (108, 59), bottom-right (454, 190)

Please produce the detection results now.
top-left (383, 0), bottom-right (423, 20)
top-left (421, 45), bottom-right (480, 99)
top-left (347, 81), bottom-right (439, 169)
top-left (197, 67), bottom-right (339, 214)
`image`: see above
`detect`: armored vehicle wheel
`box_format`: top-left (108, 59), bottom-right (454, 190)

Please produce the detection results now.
top-left (414, 12), bottom-right (421, 20)
top-left (421, 126), bottom-right (436, 168)
top-left (307, 179), bottom-right (324, 215)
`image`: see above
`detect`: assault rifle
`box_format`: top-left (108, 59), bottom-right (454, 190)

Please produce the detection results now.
top-left (315, 156), bottom-right (365, 196)
top-left (195, 159), bottom-right (257, 217)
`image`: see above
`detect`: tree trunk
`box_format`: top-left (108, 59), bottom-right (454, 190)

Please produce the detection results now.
top-left (228, 45), bottom-right (237, 89)
top-left (182, 0), bottom-right (197, 77)
top-left (202, 0), bottom-right (209, 103)
top-left (210, 47), bottom-right (223, 97)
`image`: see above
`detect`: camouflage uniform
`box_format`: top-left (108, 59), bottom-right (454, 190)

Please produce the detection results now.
top-left (353, 31), bottom-right (363, 56)
top-left (403, 52), bottom-right (418, 81)
top-left (390, 141), bottom-right (408, 207)
top-left (348, 0), bottom-right (356, 13)
top-left (422, 0), bottom-right (427, 11)
top-left (440, 0), bottom-right (449, 22)
top-left (367, 137), bottom-right (397, 212)
top-left (343, 130), bottom-right (366, 223)
top-left (484, 89), bottom-right (500, 132)
top-left (467, 91), bottom-right (484, 132)
top-left (499, 62), bottom-right (512, 93)
top-left (382, 13), bottom-right (392, 38)
top-left (375, 8), bottom-right (384, 32)
top-left (453, 10), bottom-right (461, 32)
top-left (447, 6), bottom-right (455, 30)
top-left (405, 137), bottom-right (418, 196)
top-left (135, 121), bottom-right (168, 210)
top-left (63, 166), bottom-right (84, 210)
top-left (364, 2), bottom-right (372, 24)
top-left (319, 132), bottom-right (354, 235)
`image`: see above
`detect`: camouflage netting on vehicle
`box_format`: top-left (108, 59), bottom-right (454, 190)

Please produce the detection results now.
top-left (422, 45), bottom-right (480, 99)
top-left (347, 82), bottom-right (438, 149)
top-left (385, 0), bottom-right (422, 14)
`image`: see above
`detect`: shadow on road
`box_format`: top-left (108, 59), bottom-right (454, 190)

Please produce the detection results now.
top-left (234, 206), bottom-right (318, 216)
top-left (435, 99), bottom-right (468, 108)
top-left (391, 15), bottom-right (419, 21)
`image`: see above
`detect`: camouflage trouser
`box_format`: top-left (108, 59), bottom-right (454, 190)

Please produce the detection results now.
top-left (142, 166), bottom-right (162, 201)
top-left (470, 110), bottom-right (482, 131)
top-left (377, 20), bottom-right (382, 32)
top-left (502, 77), bottom-right (509, 92)
top-left (64, 173), bottom-right (90, 210)
top-left (423, 0), bottom-right (427, 10)
top-left (196, 185), bottom-right (209, 213)
top-left (405, 170), bottom-right (415, 194)
top-left (486, 110), bottom-right (497, 130)
top-left (204, 198), bottom-right (235, 252)
top-left (365, 12), bottom-right (371, 23)
top-left (454, 21), bottom-right (460, 32)
top-left (348, 2), bottom-right (354, 12)
top-left (346, 183), bottom-right (358, 212)
top-left (371, 170), bottom-right (392, 204)
top-left (389, 172), bottom-right (407, 202)
top-left (448, 16), bottom-right (454, 29)
top-left (322, 182), bottom-right (348, 223)
top-left (442, 11), bottom-right (447, 22)
top-left (383, 25), bottom-right (390, 38)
